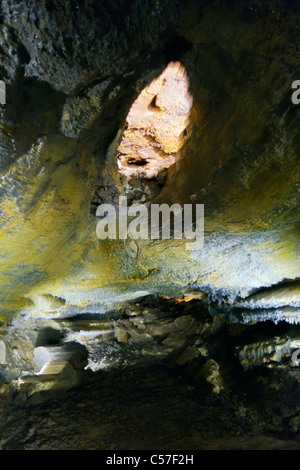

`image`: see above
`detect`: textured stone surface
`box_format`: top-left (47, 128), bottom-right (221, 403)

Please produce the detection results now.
top-left (117, 61), bottom-right (192, 180)
top-left (0, 0), bottom-right (300, 450)
top-left (0, 0), bottom-right (299, 315)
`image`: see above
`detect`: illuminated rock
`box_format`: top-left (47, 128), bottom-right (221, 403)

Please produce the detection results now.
top-left (117, 61), bottom-right (192, 180)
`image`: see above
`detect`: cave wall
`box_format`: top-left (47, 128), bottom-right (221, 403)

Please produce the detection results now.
top-left (0, 0), bottom-right (299, 324)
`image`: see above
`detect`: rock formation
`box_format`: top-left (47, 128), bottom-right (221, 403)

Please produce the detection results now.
top-left (0, 0), bottom-right (300, 450)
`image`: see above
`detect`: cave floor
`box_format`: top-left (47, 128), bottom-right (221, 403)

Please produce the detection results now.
top-left (0, 364), bottom-right (299, 450)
